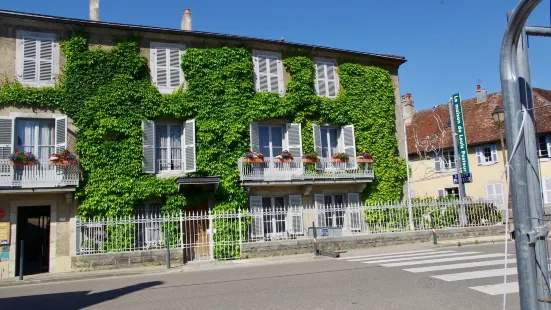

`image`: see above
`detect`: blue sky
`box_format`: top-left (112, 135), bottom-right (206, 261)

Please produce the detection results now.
top-left (1, 0), bottom-right (550, 110)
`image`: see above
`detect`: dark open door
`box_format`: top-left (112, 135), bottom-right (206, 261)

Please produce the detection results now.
top-left (16, 206), bottom-right (50, 276)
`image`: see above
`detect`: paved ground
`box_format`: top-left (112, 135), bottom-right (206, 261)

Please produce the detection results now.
top-left (0, 242), bottom-right (526, 309)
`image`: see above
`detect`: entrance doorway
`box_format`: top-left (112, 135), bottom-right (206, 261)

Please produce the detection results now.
top-left (16, 206), bottom-right (50, 276)
top-left (183, 203), bottom-right (210, 262)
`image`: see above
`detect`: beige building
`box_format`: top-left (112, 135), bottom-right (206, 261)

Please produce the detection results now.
top-left (0, 5), bottom-right (406, 277)
top-left (404, 86), bottom-right (551, 208)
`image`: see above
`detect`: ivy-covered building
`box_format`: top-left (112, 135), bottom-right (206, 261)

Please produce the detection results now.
top-left (0, 8), bottom-right (407, 277)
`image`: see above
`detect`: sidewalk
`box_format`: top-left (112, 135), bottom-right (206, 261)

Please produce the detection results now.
top-left (0, 233), bottom-right (508, 288)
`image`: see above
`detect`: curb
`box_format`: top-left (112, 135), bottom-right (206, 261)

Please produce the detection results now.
top-left (436, 236), bottom-right (509, 248)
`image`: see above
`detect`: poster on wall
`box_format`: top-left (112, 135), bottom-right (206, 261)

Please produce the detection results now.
top-left (0, 222), bottom-right (10, 245)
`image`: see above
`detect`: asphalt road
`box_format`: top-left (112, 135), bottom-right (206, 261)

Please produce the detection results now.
top-left (0, 243), bottom-right (526, 309)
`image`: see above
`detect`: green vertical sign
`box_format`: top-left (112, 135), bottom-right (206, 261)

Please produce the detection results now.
top-left (452, 93), bottom-right (470, 174)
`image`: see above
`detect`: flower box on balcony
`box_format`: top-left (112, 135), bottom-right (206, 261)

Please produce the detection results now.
top-left (302, 158), bottom-right (320, 163)
top-left (331, 152), bottom-right (349, 163)
top-left (243, 158), bottom-right (264, 164)
top-left (50, 160), bottom-right (77, 166)
top-left (9, 161), bottom-right (34, 166)
top-left (274, 158), bottom-right (293, 163)
top-left (331, 158), bottom-right (349, 163)
top-left (357, 158), bottom-right (373, 163)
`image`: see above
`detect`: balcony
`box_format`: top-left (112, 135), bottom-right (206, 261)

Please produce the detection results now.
top-left (0, 160), bottom-right (79, 189)
top-left (238, 158), bottom-right (374, 185)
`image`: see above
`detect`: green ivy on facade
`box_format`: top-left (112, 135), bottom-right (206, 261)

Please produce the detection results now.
top-left (0, 35), bottom-right (407, 220)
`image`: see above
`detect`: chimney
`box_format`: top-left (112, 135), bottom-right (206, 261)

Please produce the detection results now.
top-left (90, 0), bottom-right (99, 21)
top-left (476, 84), bottom-right (488, 103)
top-left (402, 93), bottom-right (415, 125)
top-left (181, 8), bottom-right (192, 31)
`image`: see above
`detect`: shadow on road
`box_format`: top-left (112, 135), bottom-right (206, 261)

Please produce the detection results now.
top-left (0, 281), bottom-right (163, 310)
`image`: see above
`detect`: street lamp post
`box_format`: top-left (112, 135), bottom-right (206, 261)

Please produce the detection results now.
top-left (492, 106), bottom-right (508, 180)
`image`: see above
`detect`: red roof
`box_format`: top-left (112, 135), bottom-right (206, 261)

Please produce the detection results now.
top-left (406, 88), bottom-right (551, 155)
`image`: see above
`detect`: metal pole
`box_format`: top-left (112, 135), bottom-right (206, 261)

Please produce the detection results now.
top-left (401, 100), bottom-right (414, 231)
top-left (165, 224), bottom-right (171, 269)
top-left (448, 99), bottom-right (467, 225)
top-left (517, 21), bottom-right (551, 308)
top-left (498, 124), bottom-right (508, 180)
top-left (500, 2), bottom-right (548, 308)
top-left (19, 240), bottom-right (24, 281)
top-left (312, 221), bottom-right (319, 256)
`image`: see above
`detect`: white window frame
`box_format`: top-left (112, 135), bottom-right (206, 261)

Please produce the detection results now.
top-left (322, 194), bottom-right (346, 228)
top-left (476, 144), bottom-right (498, 166)
top-left (320, 126), bottom-right (340, 158)
top-left (434, 149), bottom-right (456, 172)
top-left (438, 187), bottom-right (459, 198)
top-left (258, 124), bottom-right (284, 158)
top-left (15, 30), bottom-right (59, 87)
top-left (155, 123), bottom-right (183, 172)
top-left (537, 135), bottom-right (551, 161)
top-left (252, 50), bottom-right (284, 95)
top-left (262, 196), bottom-right (287, 236)
top-left (314, 58), bottom-right (339, 98)
top-left (150, 42), bottom-right (185, 94)
top-left (14, 118), bottom-right (55, 160)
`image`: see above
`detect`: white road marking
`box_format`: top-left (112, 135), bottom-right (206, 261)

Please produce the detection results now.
top-left (403, 258), bottom-right (517, 273)
top-left (361, 252), bottom-right (479, 264)
top-left (347, 251), bottom-right (454, 262)
top-left (381, 253), bottom-right (511, 267)
top-left (340, 249), bottom-right (436, 260)
top-left (432, 267), bottom-right (518, 282)
top-left (470, 282), bottom-right (519, 295)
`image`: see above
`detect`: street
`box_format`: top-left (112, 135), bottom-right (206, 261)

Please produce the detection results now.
top-left (0, 242), bottom-right (524, 310)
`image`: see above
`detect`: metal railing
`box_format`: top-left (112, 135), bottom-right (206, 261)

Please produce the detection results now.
top-left (0, 159), bottom-right (79, 188)
top-left (76, 199), bottom-right (503, 260)
top-left (157, 159), bottom-right (184, 173)
top-left (238, 157), bottom-right (374, 182)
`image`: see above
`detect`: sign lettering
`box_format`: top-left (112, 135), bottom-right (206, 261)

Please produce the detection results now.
top-left (452, 94), bottom-right (470, 174)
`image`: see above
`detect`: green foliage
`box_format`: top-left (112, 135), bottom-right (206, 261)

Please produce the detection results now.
top-left (1, 35), bottom-right (407, 255)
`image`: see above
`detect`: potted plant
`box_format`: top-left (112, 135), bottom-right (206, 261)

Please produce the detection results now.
top-left (49, 149), bottom-right (78, 166)
top-left (331, 152), bottom-right (349, 163)
top-left (274, 150), bottom-right (293, 163)
top-left (302, 152), bottom-right (319, 163)
top-left (243, 151), bottom-right (264, 163)
top-left (357, 151), bottom-right (374, 163)
top-left (8, 151), bottom-right (37, 166)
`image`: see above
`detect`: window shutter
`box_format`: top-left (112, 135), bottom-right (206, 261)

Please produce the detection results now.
top-left (495, 183), bottom-right (505, 207)
top-left (326, 63), bottom-right (337, 98)
top-left (434, 152), bottom-right (442, 172)
top-left (347, 193), bottom-right (361, 230)
top-left (250, 122), bottom-right (259, 153)
top-left (314, 194), bottom-right (326, 227)
top-left (169, 48), bottom-right (182, 88)
top-left (285, 123), bottom-right (302, 159)
top-left (476, 147), bottom-right (483, 165)
top-left (312, 124), bottom-right (322, 156)
top-left (54, 116), bottom-right (67, 153)
top-left (486, 184), bottom-right (496, 203)
top-left (491, 144), bottom-right (498, 163)
top-left (183, 119), bottom-right (196, 173)
top-left (546, 135), bottom-right (551, 158)
top-left (0, 117), bottom-right (14, 160)
top-left (341, 125), bottom-right (357, 169)
top-left (22, 37), bottom-right (38, 82)
top-left (155, 48), bottom-right (168, 87)
top-left (269, 56), bottom-right (283, 94)
top-left (544, 178), bottom-right (551, 204)
top-left (249, 196), bottom-right (264, 238)
top-left (39, 38), bottom-right (54, 83)
top-left (254, 54), bottom-right (269, 92)
top-left (316, 63), bottom-right (327, 97)
top-left (437, 189), bottom-right (445, 197)
top-left (287, 195), bottom-right (303, 235)
top-left (142, 120), bottom-right (156, 174)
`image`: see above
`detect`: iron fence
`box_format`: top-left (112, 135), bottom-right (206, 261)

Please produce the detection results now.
top-left (75, 199), bottom-right (504, 260)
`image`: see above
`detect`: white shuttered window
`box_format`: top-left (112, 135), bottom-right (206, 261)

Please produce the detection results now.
top-left (543, 178), bottom-right (551, 204)
top-left (16, 31), bottom-right (59, 86)
top-left (315, 59), bottom-right (338, 98)
top-left (150, 43), bottom-right (185, 93)
top-left (253, 50), bottom-right (283, 94)
top-left (486, 183), bottom-right (505, 207)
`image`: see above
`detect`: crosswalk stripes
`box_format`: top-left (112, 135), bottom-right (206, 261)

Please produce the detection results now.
top-left (341, 249), bottom-right (522, 296)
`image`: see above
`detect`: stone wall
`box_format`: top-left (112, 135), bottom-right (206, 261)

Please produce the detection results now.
top-left (71, 248), bottom-right (185, 271)
top-left (241, 225), bottom-right (505, 258)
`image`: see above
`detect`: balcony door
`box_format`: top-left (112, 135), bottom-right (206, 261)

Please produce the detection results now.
top-left (15, 119), bottom-right (55, 161)
top-left (258, 125), bottom-right (283, 158)
top-left (262, 196), bottom-right (286, 238)
top-left (156, 124), bottom-right (182, 172)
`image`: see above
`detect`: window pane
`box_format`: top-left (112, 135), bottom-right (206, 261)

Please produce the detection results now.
top-left (321, 128), bottom-right (329, 157)
top-left (329, 128), bottom-right (339, 156)
top-left (37, 120), bottom-right (54, 160)
top-left (156, 125), bottom-right (168, 169)
top-left (271, 127), bottom-right (283, 147)
top-left (16, 120), bottom-right (36, 154)
top-left (484, 147), bottom-right (492, 162)
top-left (334, 194), bottom-right (344, 205)
top-left (538, 136), bottom-right (549, 158)
top-left (259, 126), bottom-right (270, 157)
top-left (273, 197), bottom-right (285, 208)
